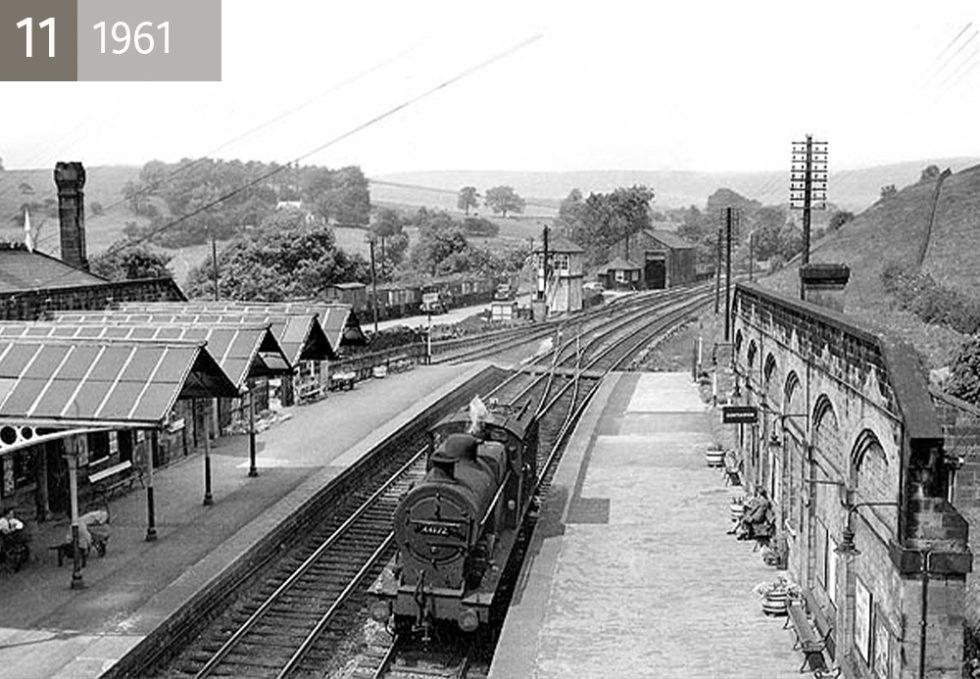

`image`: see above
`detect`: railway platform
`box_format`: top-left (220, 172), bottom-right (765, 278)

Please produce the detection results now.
top-left (0, 361), bottom-right (490, 679)
top-left (489, 372), bottom-right (802, 679)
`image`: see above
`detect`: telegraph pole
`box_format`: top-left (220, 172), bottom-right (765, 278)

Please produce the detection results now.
top-left (791, 135), bottom-right (828, 299)
top-left (724, 207), bottom-right (734, 342)
top-left (714, 227), bottom-right (722, 313)
top-left (211, 235), bottom-right (219, 301)
top-left (368, 236), bottom-right (379, 334)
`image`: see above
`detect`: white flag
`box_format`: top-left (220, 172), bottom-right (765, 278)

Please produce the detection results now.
top-left (23, 207), bottom-right (33, 252)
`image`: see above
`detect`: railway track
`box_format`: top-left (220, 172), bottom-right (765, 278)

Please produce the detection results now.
top-left (361, 287), bottom-right (713, 678)
top-left (150, 285), bottom-right (711, 679)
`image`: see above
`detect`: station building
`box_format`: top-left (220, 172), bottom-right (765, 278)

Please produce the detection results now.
top-left (0, 162), bottom-right (351, 529)
top-left (729, 268), bottom-right (971, 679)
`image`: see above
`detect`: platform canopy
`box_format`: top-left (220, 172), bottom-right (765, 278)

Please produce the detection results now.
top-left (57, 309), bottom-right (336, 366)
top-left (0, 336), bottom-right (238, 428)
top-left (116, 300), bottom-right (367, 349)
top-left (0, 322), bottom-right (292, 391)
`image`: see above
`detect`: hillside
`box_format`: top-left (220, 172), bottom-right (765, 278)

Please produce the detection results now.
top-left (374, 158), bottom-right (980, 213)
top-left (0, 166), bottom-right (144, 255)
top-left (757, 163), bottom-right (980, 368)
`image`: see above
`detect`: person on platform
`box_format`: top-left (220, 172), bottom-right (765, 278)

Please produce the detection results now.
top-left (728, 488), bottom-right (772, 539)
top-left (0, 507), bottom-right (23, 536)
top-left (0, 506), bottom-right (27, 558)
top-left (738, 488), bottom-right (773, 540)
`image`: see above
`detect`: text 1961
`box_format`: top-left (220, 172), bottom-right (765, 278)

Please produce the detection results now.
top-left (94, 20), bottom-right (170, 55)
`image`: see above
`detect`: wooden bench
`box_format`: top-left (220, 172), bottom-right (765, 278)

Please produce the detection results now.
top-left (784, 590), bottom-right (840, 677)
top-left (329, 371), bottom-right (356, 391)
top-left (297, 381), bottom-right (326, 403)
top-left (89, 460), bottom-right (144, 502)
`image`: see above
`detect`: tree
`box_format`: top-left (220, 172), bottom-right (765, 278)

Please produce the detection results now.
top-left (920, 165), bottom-right (941, 183)
top-left (828, 210), bottom-right (854, 231)
top-left (457, 186), bottom-right (479, 215)
top-left (559, 185), bottom-right (654, 265)
top-left (90, 240), bottom-right (173, 281)
top-left (880, 185), bottom-right (897, 200)
top-left (184, 208), bottom-right (369, 300)
top-left (409, 210), bottom-right (470, 275)
top-left (484, 186), bottom-right (525, 218)
top-left (949, 336), bottom-right (980, 406)
top-left (750, 207), bottom-right (788, 260)
top-left (309, 165), bottom-right (371, 226)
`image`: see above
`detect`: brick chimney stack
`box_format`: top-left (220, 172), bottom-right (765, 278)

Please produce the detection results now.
top-left (55, 162), bottom-right (88, 271)
top-left (799, 263), bottom-right (849, 312)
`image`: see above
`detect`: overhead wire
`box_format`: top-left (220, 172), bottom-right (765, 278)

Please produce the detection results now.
top-left (80, 42), bottom-right (425, 225)
top-left (26, 34), bottom-right (544, 292)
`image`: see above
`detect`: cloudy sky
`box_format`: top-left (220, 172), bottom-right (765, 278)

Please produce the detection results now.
top-left (2, 0), bottom-right (979, 174)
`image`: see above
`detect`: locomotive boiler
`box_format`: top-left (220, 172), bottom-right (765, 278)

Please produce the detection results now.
top-left (370, 398), bottom-right (538, 633)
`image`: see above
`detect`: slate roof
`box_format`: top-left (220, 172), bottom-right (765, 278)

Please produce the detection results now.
top-left (534, 236), bottom-right (585, 254)
top-left (0, 323), bottom-right (291, 390)
top-left (598, 257), bottom-right (642, 273)
top-left (0, 337), bottom-right (237, 427)
top-left (642, 229), bottom-right (695, 249)
top-left (0, 246), bottom-right (107, 292)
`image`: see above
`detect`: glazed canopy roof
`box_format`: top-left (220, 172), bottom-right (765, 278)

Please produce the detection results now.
top-left (116, 300), bottom-right (363, 350)
top-left (0, 322), bottom-right (292, 390)
top-left (0, 336), bottom-right (237, 428)
top-left (57, 308), bottom-right (336, 364)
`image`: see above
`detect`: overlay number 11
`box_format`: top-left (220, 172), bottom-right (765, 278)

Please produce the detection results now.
top-left (17, 17), bottom-right (56, 58)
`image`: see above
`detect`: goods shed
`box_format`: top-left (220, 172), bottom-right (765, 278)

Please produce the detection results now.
top-left (610, 229), bottom-right (696, 289)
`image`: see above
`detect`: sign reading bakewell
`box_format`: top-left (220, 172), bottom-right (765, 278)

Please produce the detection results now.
top-left (722, 405), bottom-right (758, 424)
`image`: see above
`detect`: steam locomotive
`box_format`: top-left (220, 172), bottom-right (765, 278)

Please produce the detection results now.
top-left (370, 398), bottom-right (539, 634)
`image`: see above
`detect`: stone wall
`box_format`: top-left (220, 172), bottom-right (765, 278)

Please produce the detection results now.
top-left (732, 282), bottom-right (971, 679)
top-left (0, 277), bottom-right (186, 321)
top-left (932, 389), bottom-right (980, 625)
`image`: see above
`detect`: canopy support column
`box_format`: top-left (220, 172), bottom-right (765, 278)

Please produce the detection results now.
top-left (66, 444), bottom-right (84, 589)
top-left (145, 430), bottom-right (158, 541)
top-left (203, 400), bottom-right (213, 506)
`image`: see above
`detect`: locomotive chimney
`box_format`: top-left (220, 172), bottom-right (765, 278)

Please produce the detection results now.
top-left (55, 161), bottom-right (88, 271)
top-left (431, 458), bottom-right (455, 479)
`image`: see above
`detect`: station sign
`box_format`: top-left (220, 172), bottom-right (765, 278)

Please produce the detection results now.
top-left (722, 405), bottom-right (758, 424)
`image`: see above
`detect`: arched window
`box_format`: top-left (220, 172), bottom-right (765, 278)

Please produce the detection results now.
top-left (747, 340), bottom-right (758, 369)
top-left (849, 428), bottom-right (897, 532)
top-left (784, 371), bottom-right (800, 413)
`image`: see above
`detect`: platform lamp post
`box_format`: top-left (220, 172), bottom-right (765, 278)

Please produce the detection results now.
top-left (367, 234), bottom-right (379, 335)
top-left (145, 429), bottom-right (158, 541)
top-left (202, 399), bottom-right (213, 506)
top-left (247, 382), bottom-right (258, 478)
